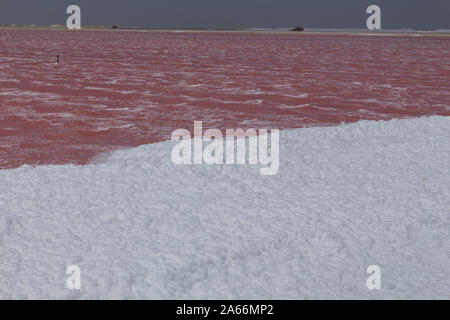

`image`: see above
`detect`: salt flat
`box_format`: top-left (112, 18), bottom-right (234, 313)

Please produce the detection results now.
top-left (1, 29), bottom-right (449, 169)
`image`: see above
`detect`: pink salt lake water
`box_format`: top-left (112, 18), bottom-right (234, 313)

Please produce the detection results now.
top-left (0, 29), bottom-right (449, 169)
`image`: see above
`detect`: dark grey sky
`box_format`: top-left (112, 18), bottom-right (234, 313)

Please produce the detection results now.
top-left (1, 0), bottom-right (449, 30)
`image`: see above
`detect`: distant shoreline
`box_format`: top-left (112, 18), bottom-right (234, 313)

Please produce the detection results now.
top-left (0, 25), bottom-right (449, 37)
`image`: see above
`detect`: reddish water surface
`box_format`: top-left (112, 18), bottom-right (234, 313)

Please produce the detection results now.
top-left (0, 29), bottom-right (449, 169)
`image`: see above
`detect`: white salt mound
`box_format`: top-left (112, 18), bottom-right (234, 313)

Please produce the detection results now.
top-left (0, 116), bottom-right (449, 299)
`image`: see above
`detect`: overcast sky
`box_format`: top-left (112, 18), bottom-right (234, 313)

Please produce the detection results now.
top-left (0, 0), bottom-right (449, 30)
